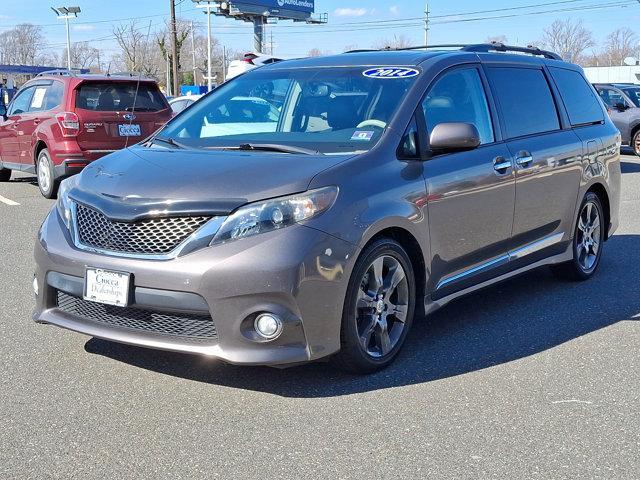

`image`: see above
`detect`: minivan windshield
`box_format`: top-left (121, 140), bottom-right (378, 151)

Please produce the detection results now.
top-left (159, 66), bottom-right (419, 154)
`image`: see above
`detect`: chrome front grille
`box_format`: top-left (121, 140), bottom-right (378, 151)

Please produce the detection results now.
top-left (74, 203), bottom-right (210, 255)
top-left (57, 291), bottom-right (217, 341)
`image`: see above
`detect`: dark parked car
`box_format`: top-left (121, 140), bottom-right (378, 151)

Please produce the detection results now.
top-left (0, 71), bottom-right (171, 197)
top-left (593, 82), bottom-right (640, 155)
top-left (34, 44), bottom-right (621, 373)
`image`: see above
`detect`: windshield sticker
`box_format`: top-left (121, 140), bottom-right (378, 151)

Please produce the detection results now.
top-left (363, 67), bottom-right (420, 79)
top-left (351, 131), bottom-right (375, 141)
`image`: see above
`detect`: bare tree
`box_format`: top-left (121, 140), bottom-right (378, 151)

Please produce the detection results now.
top-left (157, 19), bottom-right (190, 87)
top-left (0, 24), bottom-right (46, 65)
top-left (538, 19), bottom-right (594, 64)
top-left (308, 48), bottom-right (323, 57)
top-left (372, 35), bottom-right (412, 50)
top-left (63, 42), bottom-right (100, 70)
top-left (113, 21), bottom-right (150, 73)
top-left (602, 27), bottom-right (637, 66)
top-left (485, 35), bottom-right (508, 45)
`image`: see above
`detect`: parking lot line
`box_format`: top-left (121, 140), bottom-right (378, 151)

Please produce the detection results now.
top-left (0, 195), bottom-right (20, 206)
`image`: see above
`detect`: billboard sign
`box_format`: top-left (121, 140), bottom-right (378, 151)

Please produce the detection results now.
top-left (234, 0), bottom-right (315, 14)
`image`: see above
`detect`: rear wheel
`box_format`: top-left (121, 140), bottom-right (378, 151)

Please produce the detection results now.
top-left (332, 238), bottom-right (416, 374)
top-left (551, 192), bottom-right (604, 281)
top-left (633, 130), bottom-right (640, 156)
top-left (0, 168), bottom-right (10, 182)
top-left (36, 148), bottom-right (59, 199)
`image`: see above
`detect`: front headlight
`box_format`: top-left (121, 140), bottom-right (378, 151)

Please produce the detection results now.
top-left (210, 186), bottom-right (338, 245)
top-left (56, 175), bottom-right (78, 230)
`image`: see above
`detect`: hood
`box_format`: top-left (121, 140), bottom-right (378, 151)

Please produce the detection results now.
top-left (72, 146), bottom-right (351, 221)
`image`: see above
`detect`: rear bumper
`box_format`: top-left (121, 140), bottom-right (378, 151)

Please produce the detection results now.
top-left (54, 158), bottom-right (91, 178)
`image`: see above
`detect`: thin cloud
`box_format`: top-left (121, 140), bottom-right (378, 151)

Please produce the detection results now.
top-left (334, 8), bottom-right (368, 17)
top-left (389, 6), bottom-right (399, 15)
top-left (73, 24), bottom-right (96, 31)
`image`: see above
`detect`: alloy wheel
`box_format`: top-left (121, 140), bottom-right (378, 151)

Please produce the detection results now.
top-left (576, 200), bottom-right (601, 272)
top-left (354, 255), bottom-right (409, 358)
top-left (38, 156), bottom-right (50, 193)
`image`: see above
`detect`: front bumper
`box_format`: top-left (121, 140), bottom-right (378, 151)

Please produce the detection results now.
top-left (34, 210), bottom-right (358, 366)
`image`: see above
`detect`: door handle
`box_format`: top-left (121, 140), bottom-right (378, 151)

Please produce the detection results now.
top-left (493, 156), bottom-right (512, 173)
top-left (33, 118), bottom-right (40, 125)
top-left (515, 153), bottom-right (533, 167)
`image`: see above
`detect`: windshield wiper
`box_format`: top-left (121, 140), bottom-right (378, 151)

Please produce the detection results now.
top-left (206, 143), bottom-right (322, 156)
top-left (147, 136), bottom-right (190, 150)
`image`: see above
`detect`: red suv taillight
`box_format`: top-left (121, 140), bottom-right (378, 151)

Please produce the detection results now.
top-left (55, 112), bottom-right (80, 137)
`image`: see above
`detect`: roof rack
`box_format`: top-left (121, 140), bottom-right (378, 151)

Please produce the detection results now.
top-left (345, 42), bottom-right (562, 61)
top-left (36, 69), bottom-right (79, 77)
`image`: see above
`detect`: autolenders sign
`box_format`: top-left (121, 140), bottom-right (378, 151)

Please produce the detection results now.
top-left (240, 0), bottom-right (315, 14)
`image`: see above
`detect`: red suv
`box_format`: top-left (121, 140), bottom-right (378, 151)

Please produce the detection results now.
top-left (0, 72), bottom-right (171, 197)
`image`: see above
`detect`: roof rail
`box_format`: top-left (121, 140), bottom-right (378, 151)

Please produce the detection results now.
top-left (36, 69), bottom-right (78, 77)
top-left (345, 42), bottom-right (562, 61)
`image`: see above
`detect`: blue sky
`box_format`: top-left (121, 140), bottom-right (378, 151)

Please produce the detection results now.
top-left (1, 0), bottom-right (639, 59)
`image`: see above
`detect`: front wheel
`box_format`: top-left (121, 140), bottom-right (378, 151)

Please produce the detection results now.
top-left (332, 238), bottom-right (416, 374)
top-left (551, 192), bottom-right (604, 281)
top-left (36, 148), bottom-right (59, 199)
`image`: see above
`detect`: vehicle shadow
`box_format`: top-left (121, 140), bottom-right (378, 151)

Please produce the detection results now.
top-left (621, 161), bottom-right (640, 173)
top-left (9, 175), bottom-right (37, 185)
top-left (85, 234), bottom-right (640, 397)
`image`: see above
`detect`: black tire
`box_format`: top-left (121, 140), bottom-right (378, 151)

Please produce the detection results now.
top-left (36, 148), bottom-right (59, 199)
top-left (0, 168), bottom-right (10, 182)
top-left (332, 238), bottom-right (416, 374)
top-left (633, 130), bottom-right (640, 157)
top-left (551, 192), bottom-right (605, 281)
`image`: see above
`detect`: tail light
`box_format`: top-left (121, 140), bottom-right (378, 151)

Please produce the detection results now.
top-left (55, 112), bottom-right (80, 137)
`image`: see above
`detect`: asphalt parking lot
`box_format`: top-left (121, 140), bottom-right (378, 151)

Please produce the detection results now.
top-left (1, 155), bottom-right (638, 479)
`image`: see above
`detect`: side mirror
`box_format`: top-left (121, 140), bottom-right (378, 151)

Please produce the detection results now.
top-left (429, 122), bottom-right (481, 152)
top-left (614, 102), bottom-right (628, 112)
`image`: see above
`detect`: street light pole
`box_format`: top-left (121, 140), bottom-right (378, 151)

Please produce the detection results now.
top-left (193, 0), bottom-right (214, 92)
top-left (51, 6), bottom-right (81, 70)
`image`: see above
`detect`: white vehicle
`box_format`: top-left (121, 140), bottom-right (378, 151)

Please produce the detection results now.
top-left (168, 94), bottom-right (204, 115)
top-left (200, 96), bottom-right (280, 137)
top-left (226, 53), bottom-right (284, 80)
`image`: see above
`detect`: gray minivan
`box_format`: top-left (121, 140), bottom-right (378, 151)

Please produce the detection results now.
top-left (34, 43), bottom-right (621, 373)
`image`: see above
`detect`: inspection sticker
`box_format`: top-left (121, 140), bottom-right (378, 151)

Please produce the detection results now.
top-left (351, 130), bottom-right (375, 141)
top-left (363, 67), bottom-right (420, 79)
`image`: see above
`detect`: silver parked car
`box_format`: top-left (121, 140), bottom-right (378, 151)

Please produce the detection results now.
top-left (34, 43), bottom-right (621, 373)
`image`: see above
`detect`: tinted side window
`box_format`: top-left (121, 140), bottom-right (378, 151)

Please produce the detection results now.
top-left (28, 86), bottom-right (49, 113)
top-left (549, 67), bottom-right (603, 126)
top-left (422, 68), bottom-right (494, 145)
top-left (8, 86), bottom-right (35, 116)
top-left (43, 81), bottom-right (64, 110)
top-left (487, 67), bottom-right (560, 138)
top-left (597, 88), bottom-right (625, 108)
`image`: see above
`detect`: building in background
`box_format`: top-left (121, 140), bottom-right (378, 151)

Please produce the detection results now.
top-left (583, 65), bottom-right (640, 84)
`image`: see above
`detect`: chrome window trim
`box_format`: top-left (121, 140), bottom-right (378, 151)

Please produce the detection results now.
top-left (436, 232), bottom-right (565, 291)
top-left (69, 202), bottom-right (226, 260)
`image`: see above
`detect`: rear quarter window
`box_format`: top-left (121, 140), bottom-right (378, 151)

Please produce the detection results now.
top-left (487, 67), bottom-right (560, 139)
top-left (549, 67), bottom-right (604, 126)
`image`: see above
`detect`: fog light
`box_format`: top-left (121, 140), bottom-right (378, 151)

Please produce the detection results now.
top-left (33, 276), bottom-right (39, 297)
top-left (254, 313), bottom-right (283, 340)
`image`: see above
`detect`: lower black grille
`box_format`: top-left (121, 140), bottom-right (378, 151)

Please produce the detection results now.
top-left (56, 291), bottom-right (217, 340)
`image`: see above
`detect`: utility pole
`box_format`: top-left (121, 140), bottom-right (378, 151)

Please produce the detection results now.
top-left (424, 2), bottom-right (430, 47)
top-left (222, 45), bottom-right (227, 83)
top-left (270, 30), bottom-right (274, 55)
top-left (193, 1), bottom-right (214, 92)
top-left (169, 0), bottom-right (180, 96)
top-left (190, 21), bottom-right (197, 85)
